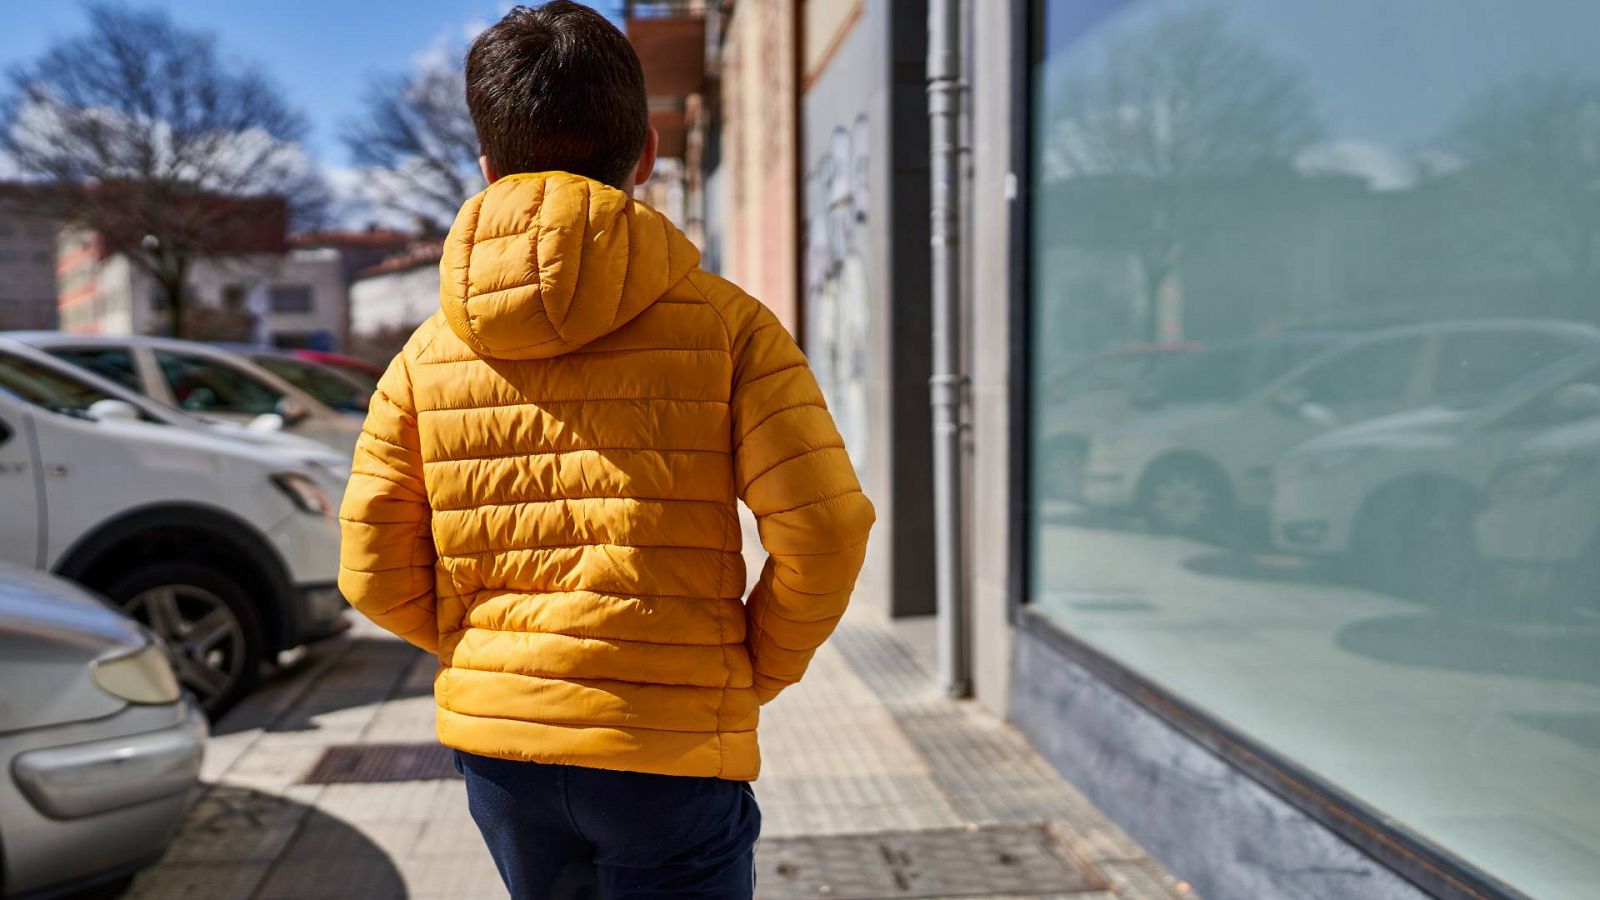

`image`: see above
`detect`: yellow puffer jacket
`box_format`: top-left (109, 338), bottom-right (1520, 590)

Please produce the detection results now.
top-left (338, 172), bottom-right (874, 780)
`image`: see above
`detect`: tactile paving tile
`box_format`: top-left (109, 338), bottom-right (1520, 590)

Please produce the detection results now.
top-left (756, 823), bottom-right (1107, 899)
top-left (302, 742), bottom-right (460, 784)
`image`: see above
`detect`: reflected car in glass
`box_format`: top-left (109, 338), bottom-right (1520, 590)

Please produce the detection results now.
top-left (0, 564), bottom-right (205, 898)
top-left (1080, 320), bottom-right (1600, 535)
top-left (1273, 350), bottom-right (1600, 600)
top-left (1036, 341), bottom-right (1202, 498)
top-left (1476, 404), bottom-right (1600, 613)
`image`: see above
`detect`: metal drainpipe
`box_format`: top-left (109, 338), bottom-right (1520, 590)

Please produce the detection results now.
top-left (928, 0), bottom-right (970, 698)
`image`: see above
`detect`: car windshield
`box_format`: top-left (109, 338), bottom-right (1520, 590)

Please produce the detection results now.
top-left (254, 355), bottom-right (368, 411)
top-left (0, 353), bottom-right (124, 418)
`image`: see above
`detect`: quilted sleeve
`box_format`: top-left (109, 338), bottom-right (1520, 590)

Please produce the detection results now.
top-left (730, 302), bottom-right (876, 704)
top-left (337, 353), bottom-right (439, 652)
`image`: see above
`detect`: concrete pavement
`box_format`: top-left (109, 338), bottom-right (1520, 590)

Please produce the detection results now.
top-left (125, 611), bottom-right (1190, 900)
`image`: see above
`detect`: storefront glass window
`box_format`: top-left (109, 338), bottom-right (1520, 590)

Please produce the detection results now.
top-left (1027, 3), bottom-right (1600, 895)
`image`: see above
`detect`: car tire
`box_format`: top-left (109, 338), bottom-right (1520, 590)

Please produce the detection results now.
top-left (102, 562), bottom-right (264, 718)
top-left (1352, 486), bottom-right (1480, 610)
top-left (1136, 457), bottom-right (1234, 536)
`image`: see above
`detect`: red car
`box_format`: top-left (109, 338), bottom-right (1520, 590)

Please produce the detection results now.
top-left (294, 350), bottom-right (383, 391)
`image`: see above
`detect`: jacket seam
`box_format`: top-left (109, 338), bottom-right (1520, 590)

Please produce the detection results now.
top-left (741, 400), bottom-right (828, 440)
top-left (436, 705), bottom-right (755, 736)
top-left (411, 345), bottom-right (726, 365)
top-left (418, 396), bottom-right (728, 412)
top-left (761, 488), bottom-right (868, 519)
top-left (742, 444), bottom-right (849, 492)
top-left (437, 542), bottom-right (742, 558)
top-left (448, 624), bottom-right (746, 648)
top-left (432, 495), bottom-right (727, 512)
top-left (442, 663), bottom-right (753, 694)
top-left (424, 446), bottom-right (727, 464)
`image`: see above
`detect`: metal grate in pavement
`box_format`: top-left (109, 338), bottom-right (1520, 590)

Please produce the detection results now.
top-left (756, 823), bottom-right (1107, 899)
top-left (301, 743), bottom-right (460, 784)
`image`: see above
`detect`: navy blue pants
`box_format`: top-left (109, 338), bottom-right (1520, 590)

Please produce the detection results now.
top-left (454, 751), bottom-right (761, 899)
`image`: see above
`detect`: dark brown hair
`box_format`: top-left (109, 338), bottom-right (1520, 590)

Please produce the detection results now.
top-left (465, 2), bottom-right (649, 188)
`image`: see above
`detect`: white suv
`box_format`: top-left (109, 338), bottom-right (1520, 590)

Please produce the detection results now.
top-left (0, 341), bottom-right (348, 714)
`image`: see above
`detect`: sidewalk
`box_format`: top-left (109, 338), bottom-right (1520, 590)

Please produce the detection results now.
top-left (124, 607), bottom-right (1189, 900)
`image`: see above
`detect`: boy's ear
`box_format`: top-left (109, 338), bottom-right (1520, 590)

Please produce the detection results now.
top-left (479, 155), bottom-right (498, 185)
top-left (630, 127), bottom-right (659, 191)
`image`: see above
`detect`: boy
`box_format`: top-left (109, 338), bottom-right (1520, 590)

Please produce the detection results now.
top-left (337, 3), bottom-right (875, 897)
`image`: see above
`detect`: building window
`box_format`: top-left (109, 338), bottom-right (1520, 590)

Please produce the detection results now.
top-left (1026, 3), bottom-right (1600, 896)
top-left (269, 285), bottom-right (315, 314)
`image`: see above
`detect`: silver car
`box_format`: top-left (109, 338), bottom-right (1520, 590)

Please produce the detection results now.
top-left (0, 564), bottom-right (205, 897)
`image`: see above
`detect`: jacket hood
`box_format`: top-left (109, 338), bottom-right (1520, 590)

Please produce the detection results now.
top-left (439, 171), bottom-right (701, 360)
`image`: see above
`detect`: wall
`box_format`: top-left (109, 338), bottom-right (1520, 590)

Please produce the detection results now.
top-left (0, 209), bottom-right (59, 330)
top-left (967, 0), bottom-right (1017, 713)
top-left (801, 0), bottom-right (934, 618)
top-left (349, 263), bottom-right (440, 355)
top-left (718, 0), bottom-right (798, 331)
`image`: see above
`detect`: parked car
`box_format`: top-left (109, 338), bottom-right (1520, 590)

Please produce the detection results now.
top-left (216, 343), bottom-right (372, 415)
top-left (9, 332), bottom-right (363, 455)
top-left (1080, 320), bottom-right (1600, 534)
top-left (0, 564), bottom-right (205, 898)
top-left (1272, 351), bottom-right (1600, 599)
top-left (1036, 342), bottom-right (1202, 498)
top-left (295, 348), bottom-right (384, 391)
top-left (1475, 405), bottom-right (1600, 612)
top-left (0, 337), bottom-right (339, 459)
top-left (0, 344), bottom-right (348, 714)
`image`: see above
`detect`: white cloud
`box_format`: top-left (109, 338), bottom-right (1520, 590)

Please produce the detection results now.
top-left (1295, 139), bottom-right (1417, 192)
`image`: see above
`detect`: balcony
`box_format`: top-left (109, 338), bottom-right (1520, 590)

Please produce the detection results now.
top-left (624, 0), bottom-right (715, 158)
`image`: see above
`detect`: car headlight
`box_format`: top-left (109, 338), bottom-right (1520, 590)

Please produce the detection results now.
top-left (92, 642), bottom-right (181, 704)
top-left (272, 471), bottom-right (334, 517)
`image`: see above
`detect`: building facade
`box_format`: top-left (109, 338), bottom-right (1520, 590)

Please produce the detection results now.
top-left (58, 227), bottom-right (346, 347)
top-left (346, 241), bottom-right (444, 363)
top-left (0, 191), bottom-right (60, 330)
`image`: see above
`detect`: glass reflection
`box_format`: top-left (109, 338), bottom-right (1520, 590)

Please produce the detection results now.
top-left (1028, 3), bottom-right (1600, 896)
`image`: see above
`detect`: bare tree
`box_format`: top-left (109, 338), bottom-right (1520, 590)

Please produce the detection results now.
top-left (1445, 75), bottom-right (1600, 289)
top-left (1042, 8), bottom-right (1322, 340)
top-left (2, 3), bottom-right (327, 337)
top-left (343, 65), bottom-right (482, 227)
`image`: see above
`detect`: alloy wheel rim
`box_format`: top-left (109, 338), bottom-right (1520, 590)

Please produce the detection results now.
top-left (125, 584), bottom-right (245, 705)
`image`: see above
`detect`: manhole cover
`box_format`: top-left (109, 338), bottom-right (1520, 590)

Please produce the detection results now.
top-left (302, 743), bottom-right (460, 784)
top-left (756, 823), bottom-right (1106, 899)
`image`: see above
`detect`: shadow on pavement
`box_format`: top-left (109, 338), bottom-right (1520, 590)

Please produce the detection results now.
top-left (126, 784), bottom-right (408, 899)
top-left (211, 635), bottom-right (428, 737)
top-left (1336, 611), bottom-right (1600, 687)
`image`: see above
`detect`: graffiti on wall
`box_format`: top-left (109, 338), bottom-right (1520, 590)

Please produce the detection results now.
top-left (804, 114), bottom-right (872, 464)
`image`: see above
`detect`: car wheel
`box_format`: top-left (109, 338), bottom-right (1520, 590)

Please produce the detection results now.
top-left (103, 562), bottom-right (264, 717)
top-left (1353, 487), bottom-right (1480, 609)
top-left (1137, 458), bottom-right (1233, 535)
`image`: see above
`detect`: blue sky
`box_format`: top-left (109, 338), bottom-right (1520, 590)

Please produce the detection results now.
top-left (0, 1), bottom-right (624, 167)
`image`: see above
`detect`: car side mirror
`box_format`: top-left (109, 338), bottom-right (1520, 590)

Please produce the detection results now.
top-left (275, 397), bottom-right (310, 427)
top-left (248, 412), bottom-right (285, 432)
top-left (1552, 382), bottom-right (1600, 418)
top-left (86, 399), bottom-right (141, 422)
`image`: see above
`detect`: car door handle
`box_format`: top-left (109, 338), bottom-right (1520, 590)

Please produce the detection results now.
top-left (46, 464), bottom-right (68, 478)
top-left (0, 461), bottom-right (25, 475)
